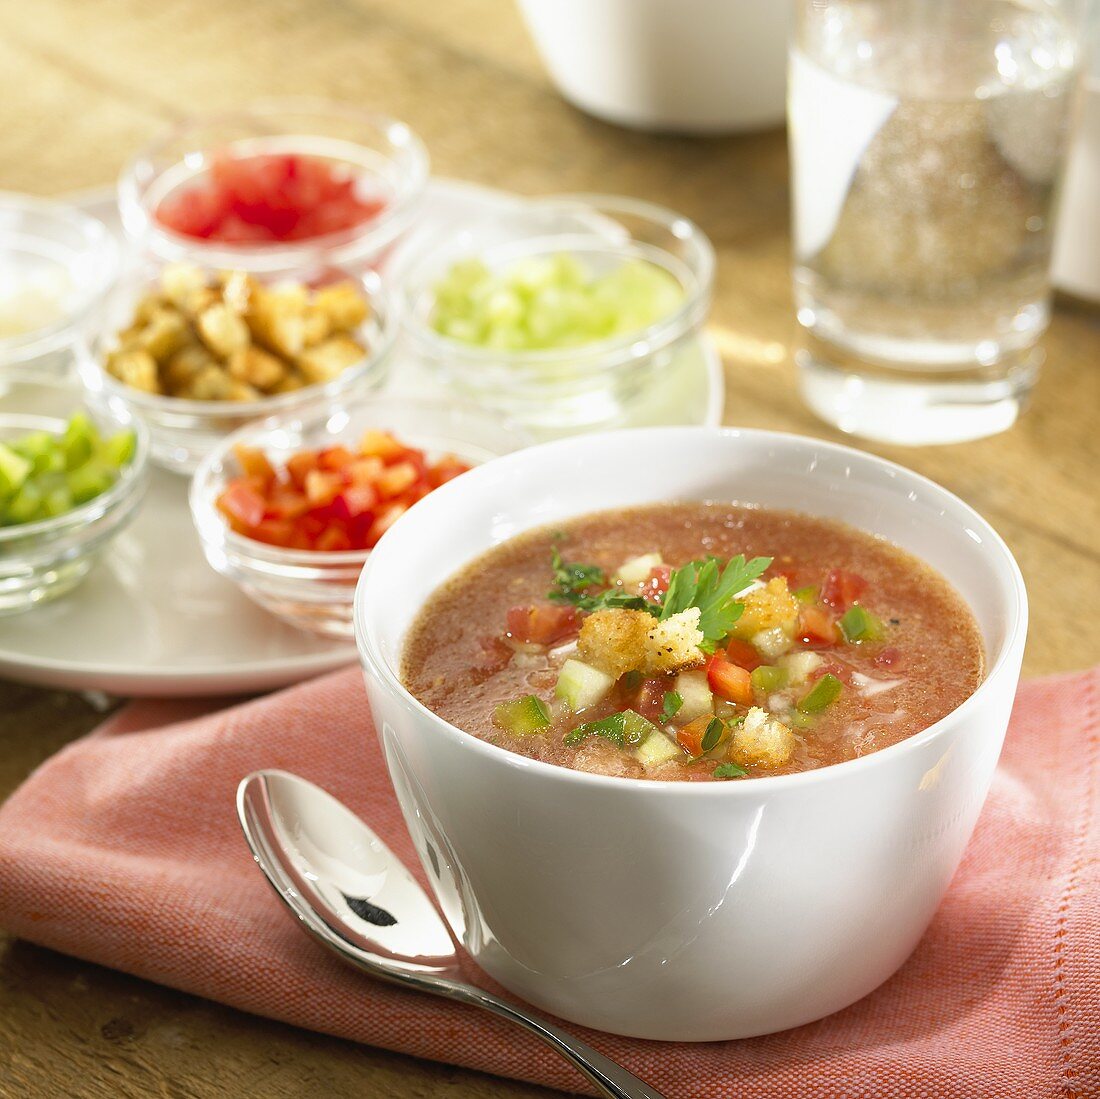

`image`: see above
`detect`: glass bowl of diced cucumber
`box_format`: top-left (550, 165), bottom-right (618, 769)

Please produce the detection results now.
top-left (395, 194), bottom-right (714, 430)
top-left (0, 373), bottom-right (149, 614)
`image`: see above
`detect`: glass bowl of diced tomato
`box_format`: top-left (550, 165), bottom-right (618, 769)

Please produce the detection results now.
top-left (189, 396), bottom-right (530, 638)
top-left (118, 98), bottom-right (429, 276)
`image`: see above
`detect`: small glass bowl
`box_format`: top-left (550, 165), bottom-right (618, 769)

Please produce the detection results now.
top-left (118, 98), bottom-right (429, 276)
top-left (76, 260), bottom-right (396, 474)
top-left (396, 193), bottom-right (714, 430)
top-left (0, 373), bottom-right (149, 614)
top-left (189, 395), bottom-right (530, 639)
top-left (0, 194), bottom-right (120, 374)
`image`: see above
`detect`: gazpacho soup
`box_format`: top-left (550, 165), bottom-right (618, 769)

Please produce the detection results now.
top-left (402, 503), bottom-right (984, 781)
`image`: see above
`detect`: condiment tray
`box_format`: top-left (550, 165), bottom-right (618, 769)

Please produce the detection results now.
top-left (0, 179), bottom-right (723, 697)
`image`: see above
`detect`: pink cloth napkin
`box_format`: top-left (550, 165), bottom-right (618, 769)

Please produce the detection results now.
top-left (0, 665), bottom-right (1097, 1098)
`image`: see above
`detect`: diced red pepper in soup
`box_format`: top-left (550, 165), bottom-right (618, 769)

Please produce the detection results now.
top-left (821, 569), bottom-right (868, 611)
top-left (722, 638), bottom-right (763, 671)
top-left (506, 604), bottom-right (579, 646)
top-left (799, 604), bottom-right (839, 646)
top-left (707, 655), bottom-right (754, 704)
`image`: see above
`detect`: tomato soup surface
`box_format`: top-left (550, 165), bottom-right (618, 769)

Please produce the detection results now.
top-left (402, 503), bottom-right (984, 781)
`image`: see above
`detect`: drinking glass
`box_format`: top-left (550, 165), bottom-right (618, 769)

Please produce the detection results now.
top-left (789, 0), bottom-right (1085, 444)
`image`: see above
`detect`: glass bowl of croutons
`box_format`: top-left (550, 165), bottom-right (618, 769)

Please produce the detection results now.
top-left (77, 260), bottom-right (396, 473)
top-left (189, 395), bottom-right (529, 638)
top-left (118, 99), bottom-right (429, 276)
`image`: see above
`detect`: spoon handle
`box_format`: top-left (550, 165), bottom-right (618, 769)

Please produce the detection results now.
top-left (444, 981), bottom-right (666, 1099)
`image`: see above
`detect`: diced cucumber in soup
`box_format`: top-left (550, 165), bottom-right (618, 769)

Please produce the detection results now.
top-left (613, 552), bottom-right (663, 586)
top-left (779, 650), bottom-right (824, 687)
top-left (673, 668), bottom-right (714, 722)
top-left (752, 626), bottom-right (792, 660)
top-left (555, 658), bottom-right (615, 711)
top-left (635, 730), bottom-right (682, 767)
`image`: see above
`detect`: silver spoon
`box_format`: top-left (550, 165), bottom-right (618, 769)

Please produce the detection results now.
top-left (236, 770), bottom-right (666, 1099)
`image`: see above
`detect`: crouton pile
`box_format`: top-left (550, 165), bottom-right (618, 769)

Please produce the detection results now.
top-left (578, 606), bottom-right (706, 677)
top-left (105, 263), bottom-right (370, 401)
top-left (730, 577), bottom-right (800, 639)
top-left (730, 707), bottom-right (796, 768)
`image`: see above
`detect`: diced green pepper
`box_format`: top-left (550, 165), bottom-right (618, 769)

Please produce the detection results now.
top-left (62, 411), bottom-right (98, 471)
top-left (6, 482), bottom-right (42, 523)
top-left (493, 695), bottom-right (552, 736)
top-left (839, 604), bottom-right (885, 643)
top-left (798, 673), bottom-right (843, 714)
top-left (67, 462), bottom-right (113, 505)
top-left (0, 442), bottom-right (31, 497)
top-left (787, 709), bottom-right (817, 730)
top-left (41, 485), bottom-right (74, 517)
top-left (0, 412), bottom-right (130, 526)
top-left (750, 665), bottom-right (789, 693)
top-left (12, 431), bottom-right (64, 474)
top-left (100, 430), bottom-right (136, 468)
top-left (793, 585), bottom-right (818, 604)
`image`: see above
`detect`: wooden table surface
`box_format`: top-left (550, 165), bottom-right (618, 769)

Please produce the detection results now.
top-left (1, 0), bottom-right (1097, 1095)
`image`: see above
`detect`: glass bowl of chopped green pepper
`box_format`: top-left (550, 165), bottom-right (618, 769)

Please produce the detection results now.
top-left (0, 373), bottom-right (149, 614)
top-left (395, 194), bottom-right (714, 430)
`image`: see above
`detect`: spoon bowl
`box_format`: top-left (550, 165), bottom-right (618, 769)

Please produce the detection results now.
top-left (237, 768), bottom-right (455, 975)
top-left (236, 769), bottom-right (666, 1099)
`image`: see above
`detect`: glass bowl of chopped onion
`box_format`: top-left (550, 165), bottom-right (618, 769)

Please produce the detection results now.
top-left (0, 194), bottom-right (120, 375)
top-left (395, 194), bottom-right (714, 430)
top-left (189, 395), bottom-right (529, 639)
top-left (76, 259), bottom-right (396, 474)
top-left (118, 98), bottom-right (429, 277)
top-left (0, 372), bottom-right (149, 614)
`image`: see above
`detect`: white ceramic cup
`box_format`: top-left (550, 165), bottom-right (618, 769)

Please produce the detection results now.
top-left (516, 0), bottom-right (792, 133)
top-left (355, 428), bottom-right (1026, 1040)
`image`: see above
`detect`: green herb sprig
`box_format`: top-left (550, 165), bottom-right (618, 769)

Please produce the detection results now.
top-left (661, 691), bottom-right (683, 722)
top-left (547, 540), bottom-right (772, 651)
top-left (660, 554), bottom-right (772, 651)
top-left (713, 762), bottom-right (748, 779)
top-left (548, 542), bottom-right (652, 613)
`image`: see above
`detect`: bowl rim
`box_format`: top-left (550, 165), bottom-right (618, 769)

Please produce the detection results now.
top-left (78, 265), bottom-right (396, 419)
top-left (117, 96), bottom-right (430, 265)
top-left (0, 371), bottom-right (150, 543)
top-left (354, 425), bottom-right (1028, 796)
top-left (398, 192), bottom-right (715, 369)
top-left (189, 393), bottom-right (534, 568)
top-left (0, 191), bottom-right (121, 357)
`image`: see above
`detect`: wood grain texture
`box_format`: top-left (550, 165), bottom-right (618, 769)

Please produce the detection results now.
top-left (0, 0), bottom-right (1097, 1094)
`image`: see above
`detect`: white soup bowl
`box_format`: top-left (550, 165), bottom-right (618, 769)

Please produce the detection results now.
top-left (354, 427), bottom-right (1026, 1040)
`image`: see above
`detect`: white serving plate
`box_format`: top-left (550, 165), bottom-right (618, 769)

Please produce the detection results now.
top-left (0, 179), bottom-right (723, 697)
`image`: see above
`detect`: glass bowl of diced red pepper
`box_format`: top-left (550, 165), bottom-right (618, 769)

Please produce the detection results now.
top-left (189, 396), bottom-right (530, 638)
top-left (118, 99), bottom-right (429, 276)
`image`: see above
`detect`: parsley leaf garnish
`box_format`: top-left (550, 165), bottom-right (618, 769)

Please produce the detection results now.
top-left (546, 540), bottom-right (772, 645)
top-left (661, 691), bottom-right (683, 722)
top-left (713, 761), bottom-right (748, 779)
top-left (660, 554), bottom-right (772, 651)
top-left (548, 541), bottom-right (653, 613)
top-left (550, 541), bottom-right (605, 597)
top-left (701, 716), bottom-right (725, 753)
